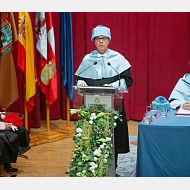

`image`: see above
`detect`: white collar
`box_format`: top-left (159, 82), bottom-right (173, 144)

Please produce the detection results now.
top-left (91, 49), bottom-right (110, 58)
top-left (97, 52), bottom-right (107, 57)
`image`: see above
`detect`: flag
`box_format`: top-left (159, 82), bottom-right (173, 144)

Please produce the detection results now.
top-left (17, 12), bottom-right (36, 112)
top-left (35, 12), bottom-right (57, 106)
top-left (59, 12), bottom-right (73, 102)
top-left (0, 12), bottom-right (19, 110)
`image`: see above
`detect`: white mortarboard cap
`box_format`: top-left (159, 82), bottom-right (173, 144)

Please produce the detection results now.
top-left (91, 25), bottom-right (111, 41)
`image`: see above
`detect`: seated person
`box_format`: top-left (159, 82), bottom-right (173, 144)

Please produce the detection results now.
top-left (0, 133), bottom-right (17, 177)
top-left (0, 113), bottom-right (30, 172)
top-left (168, 73), bottom-right (190, 110)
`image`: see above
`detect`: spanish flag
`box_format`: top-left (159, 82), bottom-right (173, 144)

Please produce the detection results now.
top-left (17, 12), bottom-right (36, 112)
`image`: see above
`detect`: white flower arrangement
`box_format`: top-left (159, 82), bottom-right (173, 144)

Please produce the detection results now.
top-left (89, 120), bottom-right (93, 124)
top-left (93, 149), bottom-right (101, 157)
top-left (76, 128), bottom-right (82, 133)
top-left (77, 133), bottom-right (82, 137)
top-left (106, 137), bottom-right (112, 141)
top-left (66, 105), bottom-right (122, 177)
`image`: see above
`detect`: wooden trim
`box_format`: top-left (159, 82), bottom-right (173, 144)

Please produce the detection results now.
top-left (66, 95), bottom-right (70, 127)
top-left (46, 98), bottom-right (50, 132)
top-left (24, 101), bottom-right (28, 131)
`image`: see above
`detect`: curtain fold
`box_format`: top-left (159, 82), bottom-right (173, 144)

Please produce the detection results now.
top-left (0, 12), bottom-right (189, 133)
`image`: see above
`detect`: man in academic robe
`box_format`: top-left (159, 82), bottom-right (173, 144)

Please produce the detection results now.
top-left (0, 133), bottom-right (17, 177)
top-left (168, 71), bottom-right (190, 110)
top-left (0, 114), bottom-right (30, 173)
top-left (75, 25), bottom-right (133, 170)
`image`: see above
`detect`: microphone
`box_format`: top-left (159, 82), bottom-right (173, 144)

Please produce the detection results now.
top-left (107, 62), bottom-right (121, 89)
top-left (76, 62), bottom-right (97, 85)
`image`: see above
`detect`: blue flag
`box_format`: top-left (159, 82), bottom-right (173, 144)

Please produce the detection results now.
top-left (59, 12), bottom-right (73, 102)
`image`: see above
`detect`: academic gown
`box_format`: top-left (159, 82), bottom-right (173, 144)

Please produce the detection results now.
top-left (77, 69), bottom-right (132, 150)
top-left (169, 74), bottom-right (190, 109)
top-left (0, 120), bottom-right (30, 163)
top-left (75, 49), bottom-right (133, 167)
top-left (0, 133), bottom-right (16, 165)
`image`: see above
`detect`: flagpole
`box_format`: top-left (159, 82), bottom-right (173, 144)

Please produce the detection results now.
top-left (66, 95), bottom-right (70, 127)
top-left (24, 101), bottom-right (28, 131)
top-left (46, 98), bottom-right (50, 132)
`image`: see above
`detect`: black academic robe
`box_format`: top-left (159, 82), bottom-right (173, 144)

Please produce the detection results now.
top-left (0, 121), bottom-right (30, 163)
top-left (76, 68), bottom-right (133, 166)
top-left (0, 133), bottom-right (17, 165)
top-left (0, 137), bottom-right (10, 165)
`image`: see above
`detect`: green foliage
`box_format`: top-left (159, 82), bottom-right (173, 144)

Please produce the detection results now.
top-left (66, 105), bottom-right (122, 177)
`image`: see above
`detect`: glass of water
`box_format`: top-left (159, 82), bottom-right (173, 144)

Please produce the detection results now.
top-left (143, 113), bottom-right (152, 124)
top-left (160, 108), bottom-right (167, 118)
top-left (149, 109), bottom-right (158, 118)
top-left (146, 104), bottom-right (157, 118)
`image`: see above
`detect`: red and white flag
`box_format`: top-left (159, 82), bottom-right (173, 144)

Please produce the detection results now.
top-left (35, 12), bottom-right (57, 106)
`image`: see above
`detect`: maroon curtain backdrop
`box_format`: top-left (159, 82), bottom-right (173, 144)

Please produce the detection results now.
top-left (1, 12), bottom-right (189, 133)
top-left (70, 12), bottom-right (190, 121)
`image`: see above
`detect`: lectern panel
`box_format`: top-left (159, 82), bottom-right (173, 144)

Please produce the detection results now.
top-left (77, 86), bottom-right (117, 95)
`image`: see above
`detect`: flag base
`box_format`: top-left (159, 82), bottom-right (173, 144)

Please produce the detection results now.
top-left (54, 125), bottom-right (75, 137)
top-left (29, 123), bottom-right (75, 146)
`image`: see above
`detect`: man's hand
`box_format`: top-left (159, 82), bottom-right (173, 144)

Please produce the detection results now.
top-left (5, 123), bottom-right (12, 131)
top-left (182, 101), bottom-right (190, 110)
top-left (103, 84), bottom-right (112, 87)
top-left (79, 82), bottom-right (88, 86)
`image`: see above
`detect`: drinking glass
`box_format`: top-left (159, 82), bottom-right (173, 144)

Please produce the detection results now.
top-left (146, 104), bottom-right (157, 118)
top-left (160, 108), bottom-right (167, 118)
top-left (143, 113), bottom-right (152, 124)
top-left (149, 109), bottom-right (158, 118)
top-left (146, 105), bottom-right (151, 113)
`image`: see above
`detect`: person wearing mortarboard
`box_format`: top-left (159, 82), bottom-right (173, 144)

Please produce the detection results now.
top-left (75, 25), bottom-right (133, 173)
top-left (168, 61), bottom-right (190, 110)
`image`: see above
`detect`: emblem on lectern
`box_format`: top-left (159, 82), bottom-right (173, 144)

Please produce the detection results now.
top-left (95, 95), bottom-right (100, 103)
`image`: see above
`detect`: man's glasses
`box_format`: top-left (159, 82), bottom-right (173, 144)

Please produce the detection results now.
top-left (95, 37), bottom-right (108, 42)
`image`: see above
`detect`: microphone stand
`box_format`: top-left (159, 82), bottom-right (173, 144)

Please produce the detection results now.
top-left (107, 62), bottom-right (121, 90)
top-left (76, 62), bottom-right (97, 85)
